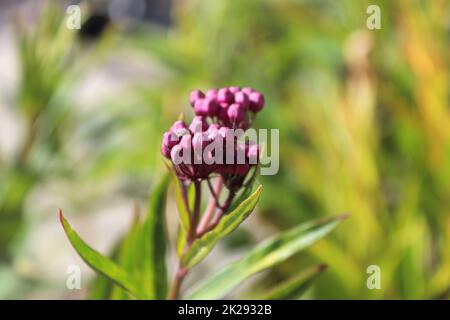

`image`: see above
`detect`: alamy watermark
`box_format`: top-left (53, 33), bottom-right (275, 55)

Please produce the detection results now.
top-left (366, 265), bottom-right (381, 290)
top-left (168, 126), bottom-right (279, 176)
top-left (66, 5), bottom-right (81, 30)
top-left (66, 265), bottom-right (81, 290)
top-left (366, 5), bottom-right (381, 30)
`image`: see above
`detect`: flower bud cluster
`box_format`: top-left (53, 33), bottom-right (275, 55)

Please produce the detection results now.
top-left (189, 86), bottom-right (264, 129)
top-left (162, 87), bottom-right (264, 186)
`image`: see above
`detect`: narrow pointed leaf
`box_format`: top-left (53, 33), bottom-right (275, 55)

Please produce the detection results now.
top-left (228, 174), bottom-right (257, 213)
top-left (164, 160), bottom-right (190, 232)
top-left (186, 214), bottom-right (347, 299)
top-left (181, 185), bottom-right (262, 269)
top-left (176, 225), bottom-right (187, 257)
top-left (139, 174), bottom-right (169, 299)
top-left (88, 242), bottom-right (122, 300)
top-left (261, 264), bottom-right (328, 300)
top-left (59, 210), bottom-right (143, 298)
top-left (110, 212), bottom-right (141, 300)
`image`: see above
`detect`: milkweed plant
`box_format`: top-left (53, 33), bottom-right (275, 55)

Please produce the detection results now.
top-left (59, 86), bottom-right (346, 300)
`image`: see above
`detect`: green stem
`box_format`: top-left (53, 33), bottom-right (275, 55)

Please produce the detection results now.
top-left (169, 180), bottom-right (202, 299)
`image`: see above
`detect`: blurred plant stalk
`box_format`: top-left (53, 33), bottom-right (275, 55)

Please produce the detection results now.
top-left (0, 2), bottom-right (109, 262)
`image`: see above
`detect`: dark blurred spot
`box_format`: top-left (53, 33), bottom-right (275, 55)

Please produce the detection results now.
top-left (141, 0), bottom-right (172, 26)
top-left (78, 13), bottom-right (110, 41)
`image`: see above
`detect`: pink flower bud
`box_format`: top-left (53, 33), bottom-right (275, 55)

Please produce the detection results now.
top-left (193, 99), bottom-right (207, 116)
top-left (192, 132), bottom-right (209, 150)
top-left (241, 87), bottom-right (254, 95)
top-left (206, 89), bottom-right (218, 100)
top-left (228, 86), bottom-right (241, 94)
top-left (171, 120), bottom-right (187, 131)
top-left (179, 134), bottom-right (192, 151)
top-left (206, 124), bottom-right (220, 140)
top-left (161, 143), bottom-right (171, 158)
top-left (234, 91), bottom-right (249, 109)
top-left (170, 120), bottom-right (189, 140)
top-left (163, 131), bottom-right (179, 149)
top-left (163, 86), bottom-right (265, 182)
top-left (227, 103), bottom-right (246, 122)
top-left (219, 106), bottom-right (230, 123)
top-left (189, 116), bottom-right (208, 133)
top-left (248, 92), bottom-right (265, 112)
top-left (207, 123), bottom-right (220, 133)
top-left (203, 97), bottom-right (219, 116)
top-left (189, 89), bottom-right (205, 107)
top-left (170, 144), bottom-right (184, 165)
top-left (218, 126), bottom-right (233, 139)
top-left (217, 88), bottom-right (234, 104)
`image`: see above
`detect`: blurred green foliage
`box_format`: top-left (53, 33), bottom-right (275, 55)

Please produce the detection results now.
top-left (0, 5), bottom-right (78, 260)
top-left (1, 0), bottom-right (449, 299)
top-left (127, 0), bottom-right (450, 299)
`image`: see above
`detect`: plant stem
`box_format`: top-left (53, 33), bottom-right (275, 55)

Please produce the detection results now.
top-left (168, 263), bottom-right (187, 300)
top-left (188, 180), bottom-right (202, 243)
top-left (198, 190), bottom-right (235, 237)
top-left (180, 181), bottom-right (192, 216)
top-left (169, 180), bottom-right (202, 299)
top-left (197, 177), bottom-right (223, 235)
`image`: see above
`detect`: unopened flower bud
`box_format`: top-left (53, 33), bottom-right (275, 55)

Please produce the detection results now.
top-left (229, 86), bottom-right (241, 94)
top-left (189, 116), bottom-right (208, 133)
top-left (189, 89), bottom-right (205, 107)
top-left (206, 124), bottom-right (221, 140)
top-left (170, 144), bottom-right (184, 165)
top-left (193, 99), bottom-right (207, 116)
top-left (227, 103), bottom-right (246, 122)
top-left (179, 134), bottom-right (192, 151)
top-left (234, 91), bottom-right (249, 109)
top-left (161, 143), bottom-right (171, 158)
top-left (219, 105), bottom-right (230, 123)
top-left (217, 88), bottom-right (234, 104)
top-left (206, 89), bottom-right (218, 100)
top-left (248, 92), bottom-right (265, 112)
top-left (218, 126), bottom-right (232, 139)
top-left (192, 132), bottom-right (208, 164)
top-left (241, 87), bottom-right (254, 95)
top-left (161, 131), bottom-right (181, 158)
top-left (192, 132), bottom-right (209, 150)
top-left (171, 120), bottom-right (187, 130)
top-left (207, 123), bottom-right (220, 133)
top-left (163, 131), bottom-right (179, 148)
top-left (170, 120), bottom-right (189, 137)
top-left (203, 97), bottom-right (219, 116)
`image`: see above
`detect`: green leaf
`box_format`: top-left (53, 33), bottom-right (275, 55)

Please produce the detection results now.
top-left (89, 238), bottom-right (125, 300)
top-left (110, 211), bottom-right (141, 300)
top-left (176, 184), bottom-right (195, 257)
top-left (261, 264), bottom-right (328, 300)
top-left (59, 210), bottom-right (143, 299)
top-left (227, 173), bottom-right (257, 213)
top-left (186, 214), bottom-right (347, 299)
top-left (176, 225), bottom-right (187, 257)
top-left (181, 185), bottom-right (262, 269)
top-left (88, 272), bottom-right (116, 300)
top-left (138, 174), bottom-right (170, 299)
top-left (164, 160), bottom-right (190, 233)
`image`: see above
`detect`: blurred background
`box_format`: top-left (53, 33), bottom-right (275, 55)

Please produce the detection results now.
top-left (0, 0), bottom-right (449, 299)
